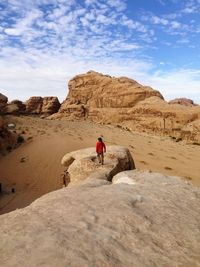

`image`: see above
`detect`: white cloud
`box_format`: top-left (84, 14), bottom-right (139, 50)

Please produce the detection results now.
top-left (5, 9), bottom-right (43, 36)
top-left (171, 21), bottom-right (181, 29)
top-left (143, 69), bottom-right (200, 102)
top-left (0, 0), bottom-right (200, 104)
top-left (151, 16), bottom-right (169, 26)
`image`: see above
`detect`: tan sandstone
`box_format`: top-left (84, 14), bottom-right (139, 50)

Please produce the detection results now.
top-left (0, 166), bottom-right (200, 267)
top-left (25, 96), bottom-right (60, 115)
top-left (61, 146), bottom-right (135, 184)
top-left (169, 97), bottom-right (198, 106)
top-left (52, 71), bottom-right (200, 143)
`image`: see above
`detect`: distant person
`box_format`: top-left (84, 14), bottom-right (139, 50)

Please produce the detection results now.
top-left (96, 137), bottom-right (106, 165)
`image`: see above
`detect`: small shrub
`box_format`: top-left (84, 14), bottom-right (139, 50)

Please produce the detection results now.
top-left (17, 135), bottom-right (24, 144)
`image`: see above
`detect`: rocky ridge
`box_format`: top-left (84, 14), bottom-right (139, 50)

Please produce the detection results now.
top-left (1, 146), bottom-right (200, 267)
top-left (0, 95), bottom-right (60, 115)
top-left (25, 96), bottom-right (60, 115)
top-left (51, 71), bottom-right (200, 143)
top-left (169, 97), bottom-right (198, 106)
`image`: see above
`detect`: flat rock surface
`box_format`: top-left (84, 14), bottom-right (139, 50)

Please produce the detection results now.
top-left (1, 170), bottom-right (200, 267)
top-left (62, 146), bottom-right (135, 184)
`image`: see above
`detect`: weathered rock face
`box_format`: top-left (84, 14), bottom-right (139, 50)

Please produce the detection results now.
top-left (52, 71), bottom-right (200, 143)
top-left (61, 146), bottom-right (135, 185)
top-left (56, 71), bottom-right (163, 119)
top-left (10, 100), bottom-right (26, 114)
top-left (1, 168), bottom-right (200, 266)
top-left (25, 96), bottom-right (60, 115)
top-left (41, 96), bottom-right (61, 114)
top-left (0, 93), bottom-right (8, 112)
top-left (4, 100), bottom-right (26, 115)
top-left (25, 96), bottom-right (43, 114)
top-left (0, 94), bottom-right (18, 152)
top-left (169, 98), bottom-right (198, 106)
top-left (0, 115), bottom-right (17, 152)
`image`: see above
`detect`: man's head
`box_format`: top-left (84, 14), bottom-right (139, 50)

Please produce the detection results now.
top-left (98, 137), bottom-right (102, 142)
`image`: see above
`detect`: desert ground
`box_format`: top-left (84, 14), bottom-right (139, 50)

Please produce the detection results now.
top-left (0, 115), bottom-right (200, 215)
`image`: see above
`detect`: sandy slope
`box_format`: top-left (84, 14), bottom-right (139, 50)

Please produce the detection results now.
top-left (0, 115), bottom-right (200, 215)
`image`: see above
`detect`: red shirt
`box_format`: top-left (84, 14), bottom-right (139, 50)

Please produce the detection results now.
top-left (96, 141), bottom-right (106, 153)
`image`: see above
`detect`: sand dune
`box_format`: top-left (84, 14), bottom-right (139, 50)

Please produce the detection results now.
top-left (0, 115), bottom-right (200, 214)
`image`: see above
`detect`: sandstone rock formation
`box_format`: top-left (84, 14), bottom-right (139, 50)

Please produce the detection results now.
top-left (1, 168), bottom-right (200, 266)
top-left (41, 96), bottom-right (61, 115)
top-left (55, 70), bottom-right (163, 120)
top-left (52, 71), bottom-right (200, 143)
top-left (169, 97), bottom-right (198, 106)
top-left (3, 99), bottom-right (26, 115)
top-left (25, 96), bottom-right (43, 114)
top-left (0, 93), bottom-right (8, 112)
top-left (61, 146), bottom-right (135, 185)
top-left (25, 96), bottom-right (60, 115)
top-left (0, 94), bottom-right (18, 152)
top-left (0, 115), bottom-right (17, 153)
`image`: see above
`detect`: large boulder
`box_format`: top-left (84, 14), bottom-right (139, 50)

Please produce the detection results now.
top-left (41, 96), bottom-right (60, 115)
top-left (25, 96), bottom-right (43, 114)
top-left (3, 103), bottom-right (19, 115)
top-left (10, 100), bottom-right (26, 113)
top-left (61, 146), bottom-right (135, 184)
top-left (0, 169), bottom-right (200, 266)
top-left (25, 96), bottom-right (60, 115)
top-left (0, 93), bottom-right (8, 112)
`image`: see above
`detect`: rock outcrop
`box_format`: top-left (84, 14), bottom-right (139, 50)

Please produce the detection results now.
top-left (25, 96), bottom-right (60, 115)
top-left (0, 115), bottom-right (17, 153)
top-left (3, 100), bottom-right (26, 115)
top-left (55, 71), bottom-right (163, 120)
top-left (169, 97), bottom-right (198, 106)
top-left (25, 96), bottom-right (43, 114)
top-left (0, 94), bottom-right (18, 152)
top-left (52, 71), bottom-right (200, 143)
top-left (41, 96), bottom-right (61, 115)
top-left (0, 93), bottom-right (8, 112)
top-left (1, 167), bottom-right (200, 266)
top-left (61, 146), bottom-right (135, 185)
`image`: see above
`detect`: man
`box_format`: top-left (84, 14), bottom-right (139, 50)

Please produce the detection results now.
top-left (96, 137), bottom-right (106, 165)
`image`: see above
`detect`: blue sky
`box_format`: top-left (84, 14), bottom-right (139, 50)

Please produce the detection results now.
top-left (0, 0), bottom-right (200, 103)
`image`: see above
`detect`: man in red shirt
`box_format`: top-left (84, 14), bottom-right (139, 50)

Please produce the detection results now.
top-left (96, 137), bottom-right (106, 165)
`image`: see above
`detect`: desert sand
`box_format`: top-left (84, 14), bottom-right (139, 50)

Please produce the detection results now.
top-left (0, 115), bottom-right (200, 215)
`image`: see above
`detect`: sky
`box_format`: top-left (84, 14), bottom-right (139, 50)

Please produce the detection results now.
top-left (0, 0), bottom-right (200, 103)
